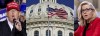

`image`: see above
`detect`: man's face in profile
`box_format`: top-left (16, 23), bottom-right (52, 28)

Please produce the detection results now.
top-left (7, 9), bottom-right (20, 23)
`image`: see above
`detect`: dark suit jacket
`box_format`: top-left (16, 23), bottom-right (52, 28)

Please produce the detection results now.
top-left (0, 20), bottom-right (27, 36)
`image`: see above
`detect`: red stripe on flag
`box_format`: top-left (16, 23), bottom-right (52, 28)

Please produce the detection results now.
top-left (48, 12), bottom-right (56, 18)
top-left (56, 8), bottom-right (68, 19)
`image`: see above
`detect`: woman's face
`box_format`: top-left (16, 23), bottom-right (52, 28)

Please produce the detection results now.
top-left (81, 4), bottom-right (94, 20)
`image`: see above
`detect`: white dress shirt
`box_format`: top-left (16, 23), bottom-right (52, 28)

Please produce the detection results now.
top-left (7, 18), bottom-right (13, 31)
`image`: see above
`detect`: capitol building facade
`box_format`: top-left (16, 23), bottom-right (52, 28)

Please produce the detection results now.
top-left (26, 0), bottom-right (74, 36)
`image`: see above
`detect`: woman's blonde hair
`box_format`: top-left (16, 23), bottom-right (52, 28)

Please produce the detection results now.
top-left (77, 1), bottom-right (97, 26)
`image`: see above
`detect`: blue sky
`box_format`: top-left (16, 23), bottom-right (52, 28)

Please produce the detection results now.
top-left (26, 0), bottom-right (74, 9)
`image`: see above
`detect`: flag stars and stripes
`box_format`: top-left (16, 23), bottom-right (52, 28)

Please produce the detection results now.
top-left (47, 7), bottom-right (68, 19)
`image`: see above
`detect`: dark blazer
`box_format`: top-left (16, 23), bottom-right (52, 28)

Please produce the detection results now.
top-left (0, 19), bottom-right (27, 36)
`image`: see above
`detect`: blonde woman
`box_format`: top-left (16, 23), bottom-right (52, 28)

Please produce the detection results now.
top-left (74, 1), bottom-right (100, 36)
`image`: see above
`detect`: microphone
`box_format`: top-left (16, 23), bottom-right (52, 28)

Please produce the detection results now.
top-left (13, 19), bottom-right (20, 25)
top-left (13, 19), bottom-right (16, 25)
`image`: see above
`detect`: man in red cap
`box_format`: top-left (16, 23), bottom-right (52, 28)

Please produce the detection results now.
top-left (0, 2), bottom-right (26, 36)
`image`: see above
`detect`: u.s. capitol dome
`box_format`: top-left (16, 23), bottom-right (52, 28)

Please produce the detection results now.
top-left (26, 0), bottom-right (74, 36)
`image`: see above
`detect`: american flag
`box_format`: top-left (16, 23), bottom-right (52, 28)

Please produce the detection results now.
top-left (47, 6), bottom-right (68, 19)
top-left (48, 11), bottom-right (56, 18)
top-left (56, 8), bottom-right (68, 19)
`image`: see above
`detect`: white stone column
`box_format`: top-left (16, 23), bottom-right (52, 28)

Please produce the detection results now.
top-left (53, 27), bottom-right (56, 36)
top-left (55, 0), bottom-right (56, 3)
top-left (52, 0), bottom-right (54, 3)
top-left (41, 0), bottom-right (43, 3)
top-left (51, 27), bottom-right (53, 36)
top-left (65, 25), bottom-right (67, 36)
top-left (31, 28), bottom-right (34, 36)
top-left (40, 0), bottom-right (41, 3)
top-left (62, 28), bottom-right (64, 36)
top-left (64, 27), bottom-right (65, 36)
top-left (39, 27), bottom-right (42, 36)
top-left (40, 27), bottom-right (44, 36)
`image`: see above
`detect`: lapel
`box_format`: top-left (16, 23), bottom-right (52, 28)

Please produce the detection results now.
top-left (2, 20), bottom-right (12, 36)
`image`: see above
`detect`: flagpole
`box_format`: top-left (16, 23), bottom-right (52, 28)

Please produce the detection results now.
top-left (47, 5), bottom-right (50, 36)
top-left (48, 14), bottom-right (50, 36)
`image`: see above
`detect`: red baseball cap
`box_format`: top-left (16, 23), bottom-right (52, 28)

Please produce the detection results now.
top-left (6, 2), bottom-right (20, 12)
